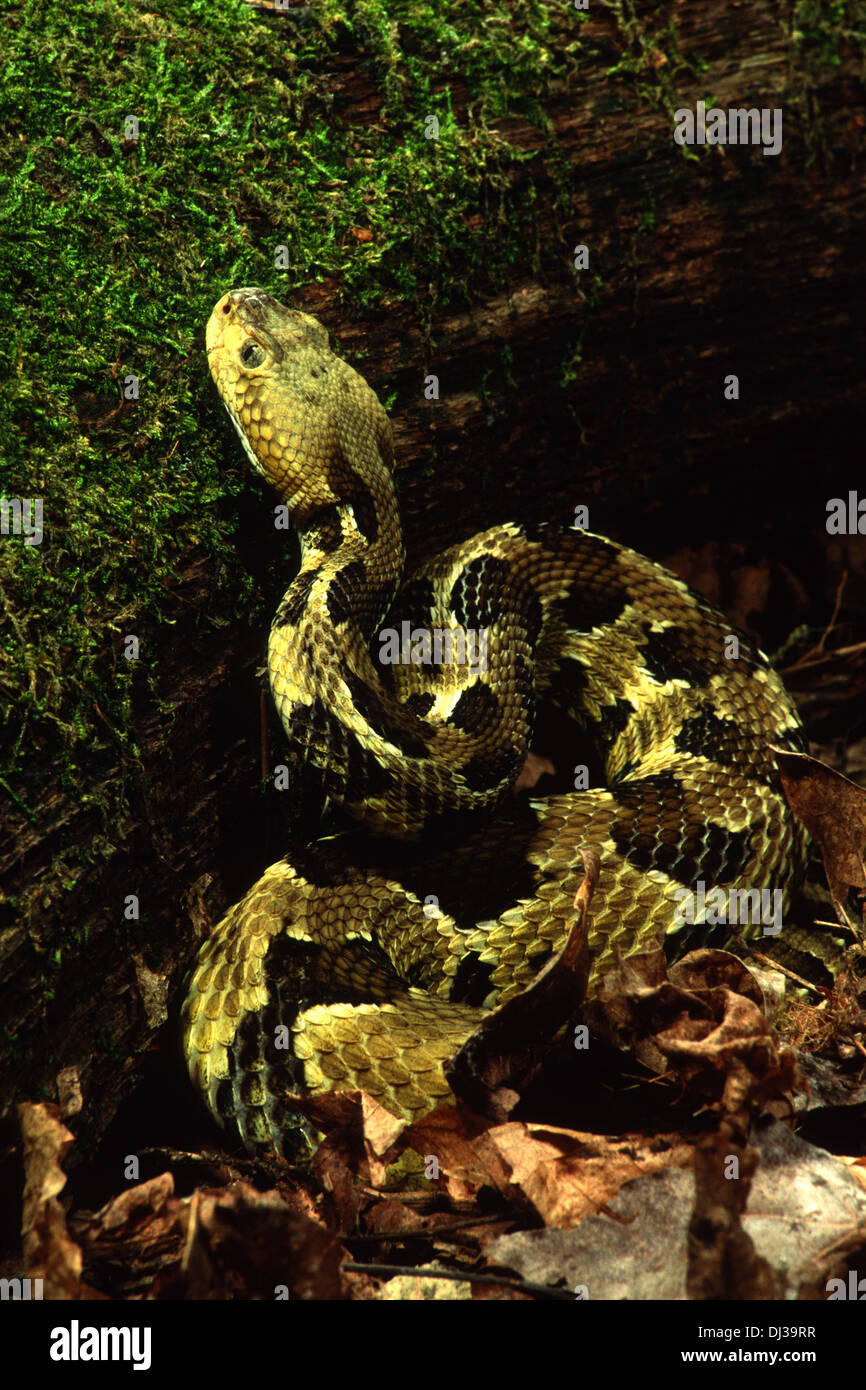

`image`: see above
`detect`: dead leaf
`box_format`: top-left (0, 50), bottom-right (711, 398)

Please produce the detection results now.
top-left (687, 1119), bottom-right (777, 1300)
top-left (775, 748), bottom-right (866, 930)
top-left (512, 750), bottom-right (556, 793)
top-left (585, 948), bottom-right (801, 1118)
top-left (18, 1103), bottom-right (84, 1300)
top-left (163, 1183), bottom-right (346, 1300)
top-left (401, 1104), bottom-right (507, 1203)
top-left (480, 1122), bottom-right (692, 1229)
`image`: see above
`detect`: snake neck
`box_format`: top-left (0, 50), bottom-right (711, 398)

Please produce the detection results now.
top-left (280, 452), bottom-right (405, 638)
top-left (268, 444), bottom-right (415, 803)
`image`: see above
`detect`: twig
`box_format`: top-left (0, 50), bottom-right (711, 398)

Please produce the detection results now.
top-left (816, 571), bottom-right (847, 653)
top-left (782, 639), bottom-right (866, 675)
top-left (745, 949), bottom-right (831, 998)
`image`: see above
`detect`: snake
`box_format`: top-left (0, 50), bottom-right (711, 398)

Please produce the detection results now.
top-left (182, 287), bottom-right (811, 1162)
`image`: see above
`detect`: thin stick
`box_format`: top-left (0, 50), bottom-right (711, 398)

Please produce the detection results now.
top-left (746, 949), bottom-right (831, 997)
top-left (782, 639), bottom-right (866, 674)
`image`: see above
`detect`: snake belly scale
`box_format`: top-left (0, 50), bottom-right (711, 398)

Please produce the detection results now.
top-left (182, 288), bottom-right (809, 1160)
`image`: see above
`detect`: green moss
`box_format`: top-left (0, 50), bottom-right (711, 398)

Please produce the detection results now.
top-left (599, 0), bottom-right (701, 128)
top-left (788, 1), bottom-right (866, 162)
top-left (792, 0), bottom-right (866, 70)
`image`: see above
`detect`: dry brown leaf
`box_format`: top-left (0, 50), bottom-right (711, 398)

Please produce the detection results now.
top-left (774, 748), bottom-right (866, 930)
top-left (162, 1183), bottom-right (346, 1300)
top-left (585, 948), bottom-right (801, 1120)
top-left (512, 750), bottom-right (556, 793)
top-left (687, 1121), bottom-right (777, 1300)
top-left (401, 1103), bottom-right (508, 1203)
top-left (18, 1102), bottom-right (84, 1300)
top-left (479, 1122), bottom-right (692, 1230)
top-left (91, 1171), bottom-right (176, 1235)
top-left (71, 1173), bottom-right (184, 1297)
top-left (280, 1088), bottom-right (408, 1211)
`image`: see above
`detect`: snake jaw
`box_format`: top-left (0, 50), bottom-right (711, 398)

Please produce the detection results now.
top-left (206, 288), bottom-right (390, 519)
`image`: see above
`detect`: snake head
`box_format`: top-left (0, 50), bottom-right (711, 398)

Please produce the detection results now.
top-left (206, 288), bottom-right (392, 520)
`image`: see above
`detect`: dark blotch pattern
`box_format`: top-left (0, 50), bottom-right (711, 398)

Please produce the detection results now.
top-left (610, 771), bottom-right (753, 888)
top-left (524, 592), bottom-right (544, 648)
top-left (387, 577), bottom-right (437, 631)
top-left (449, 555), bottom-right (511, 628)
top-left (261, 928), bottom-right (405, 1006)
top-left (450, 952), bottom-right (496, 1007)
top-left (460, 746), bottom-right (520, 793)
top-left (402, 692), bottom-right (436, 718)
top-left (558, 570), bottom-right (629, 634)
top-left (639, 623), bottom-right (714, 687)
top-left (447, 682), bottom-right (499, 733)
top-left (663, 916), bottom-right (746, 962)
top-left (307, 506), bottom-right (344, 554)
top-left (770, 722), bottom-right (809, 755)
top-left (273, 567), bottom-right (321, 629)
top-left (516, 518), bottom-right (554, 546)
top-left (597, 696), bottom-right (636, 746)
top-left (343, 671), bottom-right (431, 760)
top-left (556, 656), bottom-right (590, 715)
top-left (673, 707), bottom-right (741, 767)
top-left (216, 1078), bottom-right (238, 1122)
top-left (326, 559), bottom-right (367, 626)
top-left (290, 698), bottom-right (395, 802)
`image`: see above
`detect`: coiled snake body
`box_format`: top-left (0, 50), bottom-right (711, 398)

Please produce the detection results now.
top-left (183, 289), bottom-right (808, 1160)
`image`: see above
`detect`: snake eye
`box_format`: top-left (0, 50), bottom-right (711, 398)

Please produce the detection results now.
top-left (240, 340), bottom-right (265, 368)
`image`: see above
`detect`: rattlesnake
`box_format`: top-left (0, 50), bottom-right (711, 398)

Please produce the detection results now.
top-left (182, 288), bottom-right (808, 1160)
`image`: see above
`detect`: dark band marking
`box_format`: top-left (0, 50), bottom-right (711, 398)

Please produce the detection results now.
top-left (447, 682), bottom-right (499, 733)
top-left (558, 575), bottom-right (629, 634)
top-left (555, 656), bottom-right (591, 718)
top-left (662, 916), bottom-right (741, 960)
top-left (325, 559), bottom-right (367, 626)
top-left (524, 592), bottom-right (544, 648)
top-left (449, 555), bottom-right (511, 628)
top-left (673, 708), bottom-right (742, 767)
top-left (273, 567), bottom-right (321, 629)
top-left (388, 577), bottom-right (437, 630)
top-left (343, 671), bottom-right (431, 760)
top-left (553, 659), bottom-right (634, 754)
top-left (770, 722), bottom-right (809, 755)
top-left (515, 518), bottom-right (553, 546)
top-left (609, 772), bottom-right (753, 888)
top-left (307, 506), bottom-right (344, 554)
top-left (638, 623), bottom-right (713, 687)
top-left (460, 745), bottom-right (520, 793)
top-left (402, 691), bottom-right (436, 718)
top-left (597, 695), bottom-right (637, 745)
top-left (290, 698), bottom-right (395, 801)
top-left (449, 952), bottom-right (495, 1007)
